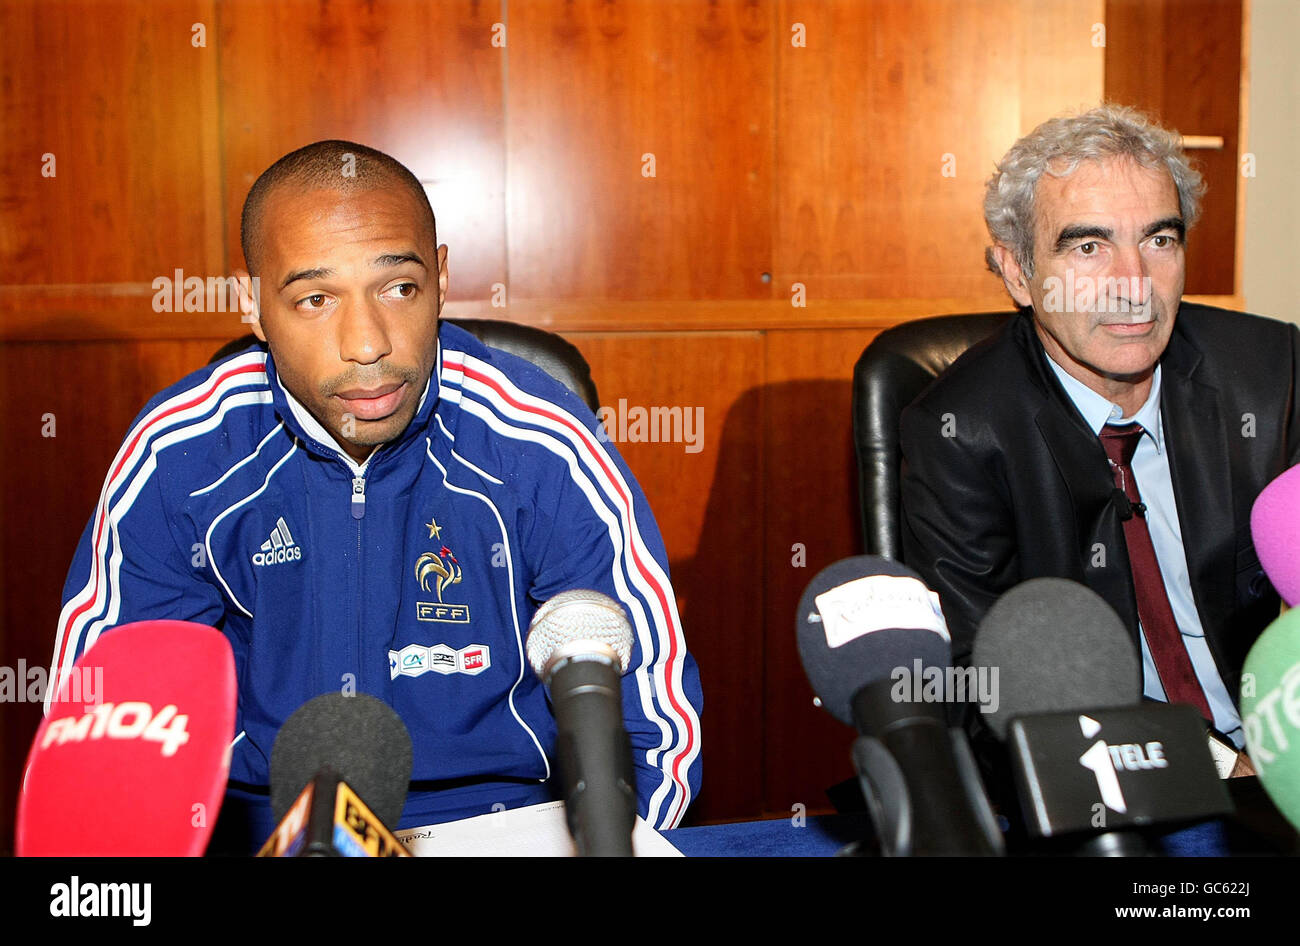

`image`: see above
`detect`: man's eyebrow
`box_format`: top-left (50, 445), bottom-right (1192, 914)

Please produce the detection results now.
top-left (279, 266), bottom-right (335, 290)
top-left (1143, 216), bottom-right (1186, 240)
top-left (279, 253), bottom-right (425, 291)
top-left (372, 252), bottom-right (426, 269)
top-left (1053, 224), bottom-right (1112, 252)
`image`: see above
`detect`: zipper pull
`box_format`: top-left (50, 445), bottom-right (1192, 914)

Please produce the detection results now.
top-left (351, 475), bottom-right (366, 520)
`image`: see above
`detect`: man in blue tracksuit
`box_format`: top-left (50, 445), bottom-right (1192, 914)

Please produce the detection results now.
top-left (49, 141), bottom-right (702, 847)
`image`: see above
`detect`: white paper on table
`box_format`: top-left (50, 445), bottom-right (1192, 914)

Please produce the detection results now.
top-left (394, 801), bottom-right (683, 857)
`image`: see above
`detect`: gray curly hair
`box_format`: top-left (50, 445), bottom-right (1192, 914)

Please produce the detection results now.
top-left (984, 103), bottom-right (1205, 279)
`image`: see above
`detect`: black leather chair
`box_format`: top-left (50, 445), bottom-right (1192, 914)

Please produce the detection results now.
top-left (852, 311), bottom-right (1017, 560)
top-left (209, 317), bottom-right (599, 412)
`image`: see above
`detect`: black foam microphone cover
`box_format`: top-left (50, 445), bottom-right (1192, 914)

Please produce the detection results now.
top-left (796, 555), bottom-right (951, 726)
top-left (796, 556), bottom-right (1002, 855)
top-left (270, 692), bottom-right (414, 828)
top-left (973, 577), bottom-right (1140, 741)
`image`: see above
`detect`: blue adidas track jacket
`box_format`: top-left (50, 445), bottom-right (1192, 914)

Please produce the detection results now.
top-left (51, 321), bottom-right (702, 833)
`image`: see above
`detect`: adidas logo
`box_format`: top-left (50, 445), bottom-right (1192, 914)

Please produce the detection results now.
top-left (252, 516), bottom-right (302, 566)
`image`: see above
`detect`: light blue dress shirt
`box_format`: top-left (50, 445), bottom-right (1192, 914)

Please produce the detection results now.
top-left (1044, 356), bottom-right (1244, 746)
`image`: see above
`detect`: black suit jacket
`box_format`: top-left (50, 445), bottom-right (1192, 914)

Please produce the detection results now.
top-left (899, 303), bottom-right (1300, 699)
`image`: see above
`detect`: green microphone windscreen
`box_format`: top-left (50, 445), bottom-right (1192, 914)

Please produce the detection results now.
top-left (1240, 607), bottom-right (1300, 830)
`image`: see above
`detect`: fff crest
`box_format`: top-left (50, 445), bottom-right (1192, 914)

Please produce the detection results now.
top-left (415, 545), bottom-right (469, 623)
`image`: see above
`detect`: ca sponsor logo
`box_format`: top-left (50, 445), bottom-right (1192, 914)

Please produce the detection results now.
top-left (388, 643), bottom-right (491, 679)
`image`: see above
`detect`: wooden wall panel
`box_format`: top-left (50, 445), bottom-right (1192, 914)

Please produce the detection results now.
top-left (218, 0), bottom-right (507, 300)
top-left (1104, 0), bottom-right (1243, 296)
top-left (506, 0), bottom-right (776, 300)
top-left (2, 294), bottom-right (1018, 341)
top-left (0, 0), bottom-right (223, 285)
top-left (760, 327), bottom-right (880, 813)
top-left (775, 0), bottom-right (1105, 301)
top-left (0, 285), bottom-right (250, 342)
top-left (0, 339), bottom-right (228, 855)
top-left (1018, 0), bottom-right (1107, 134)
top-left (565, 332), bottom-right (766, 823)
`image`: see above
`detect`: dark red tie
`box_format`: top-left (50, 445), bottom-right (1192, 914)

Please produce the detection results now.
top-left (1100, 423), bottom-right (1212, 719)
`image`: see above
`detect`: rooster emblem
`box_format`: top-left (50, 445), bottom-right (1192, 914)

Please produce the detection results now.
top-left (415, 547), bottom-right (463, 602)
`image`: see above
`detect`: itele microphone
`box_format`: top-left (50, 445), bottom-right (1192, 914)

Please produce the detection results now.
top-left (796, 556), bottom-right (1003, 856)
top-left (973, 578), bottom-right (1139, 743)
top-left (973, 574), bottom-right (1241, 775)
top-left (259, 692), bottom-right (412, 857)
top-left (976, 579), bottom-right (1230, 854)
top-left (17, 620), bottom-right (237, 856)
top-left (527, 589), bottom-right (637, 858)
top-left (1250, 464), bottom-right (1300, 606)
top-left (1240, 608), bottom-right (1300, 832)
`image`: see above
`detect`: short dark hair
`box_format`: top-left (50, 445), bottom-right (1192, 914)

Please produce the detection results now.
top-left (239, 140), bottom-right (437, 275)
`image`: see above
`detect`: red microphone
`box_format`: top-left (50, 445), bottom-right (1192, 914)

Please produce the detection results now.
top-left (17, 620), bottom-right (237, 856)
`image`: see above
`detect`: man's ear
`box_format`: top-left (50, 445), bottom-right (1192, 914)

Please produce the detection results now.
top-left (234, 270), bottom-right (265, 341)
top-left (991, 245), bottom-right (1034, 309)
top-left (435, 244), bottom-right (449, 314)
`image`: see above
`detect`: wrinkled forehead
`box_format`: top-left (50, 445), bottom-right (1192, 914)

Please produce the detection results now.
top-left (1032, 156), bottom-right (1179, 233)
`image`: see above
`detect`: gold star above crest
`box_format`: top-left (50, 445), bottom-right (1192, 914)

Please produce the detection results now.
top-left (426, 518), bottom-right (443, 539)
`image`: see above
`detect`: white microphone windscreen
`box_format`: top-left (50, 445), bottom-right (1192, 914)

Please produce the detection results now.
top-left (526, 589), bottom-right (635, 678)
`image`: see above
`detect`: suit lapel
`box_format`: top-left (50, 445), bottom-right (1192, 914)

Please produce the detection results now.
top-left (1013, 316), bottom-right (1141, 630)
top-left (1160, 333), bottom-right (1236, 635)
top-left (1031, 403), bottom-right (1115, 545)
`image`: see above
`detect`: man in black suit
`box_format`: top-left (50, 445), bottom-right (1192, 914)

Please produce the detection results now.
top-left (899, 105), bottom-right (1299, 755)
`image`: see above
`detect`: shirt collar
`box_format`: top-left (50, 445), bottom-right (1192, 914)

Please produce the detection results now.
top-left (1044, 352), bottom-right (1165, 454)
